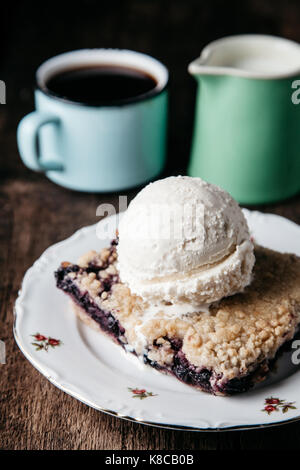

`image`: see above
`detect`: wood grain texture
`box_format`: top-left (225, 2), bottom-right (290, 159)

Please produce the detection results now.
top-left (1, 0), bottom-right (300, 450)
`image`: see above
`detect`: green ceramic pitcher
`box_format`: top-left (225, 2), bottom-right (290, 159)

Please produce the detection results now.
top-left (188, 35), bottom-right (300, 204)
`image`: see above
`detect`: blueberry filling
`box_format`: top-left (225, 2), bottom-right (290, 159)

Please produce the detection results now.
top-left (223, 374), bottom-right (255, 394)
top-left (172, 351), bottom-right (213, 392)
top-left (55, 267), bottom-right (125, 343)
top-left (143, 339), bottom-right (275, 394)
top-left (55, 264), bottom-right (80, 280)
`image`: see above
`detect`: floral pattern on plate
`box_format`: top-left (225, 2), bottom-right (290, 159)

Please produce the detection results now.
top-left (128, 388), bottom-right (157, 400)
top-left (31, 333), bottom-right (62, 352)
top-left (262, 397), bottom-right (296, 414)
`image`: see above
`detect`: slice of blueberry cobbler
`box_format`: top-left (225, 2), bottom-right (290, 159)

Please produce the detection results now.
top-left (55, 240), bottom-right (300, 396)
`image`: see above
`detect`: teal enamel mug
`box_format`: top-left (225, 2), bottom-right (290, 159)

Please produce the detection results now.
top-left (17, 49), bottom-right (168, 192)
top-left (188, 35), bottom-right (300, 204)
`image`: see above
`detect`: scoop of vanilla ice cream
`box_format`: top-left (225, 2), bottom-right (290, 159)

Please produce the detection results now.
top-left (117, 176), bottom-right (255, 311)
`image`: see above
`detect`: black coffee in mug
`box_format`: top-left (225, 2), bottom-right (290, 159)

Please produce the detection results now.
top-left (45, 65), bottom-right (158, 105)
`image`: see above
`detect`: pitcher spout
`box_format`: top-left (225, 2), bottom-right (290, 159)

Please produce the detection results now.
top-left (188, 47), bottom-right (217, 76)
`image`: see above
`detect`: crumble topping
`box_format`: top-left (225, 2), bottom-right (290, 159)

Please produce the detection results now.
top-left (77, 250), bottom-right (99, 267)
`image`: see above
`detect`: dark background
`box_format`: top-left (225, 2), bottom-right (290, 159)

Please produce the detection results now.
top-left (1, 0), bottom-right (300, 450)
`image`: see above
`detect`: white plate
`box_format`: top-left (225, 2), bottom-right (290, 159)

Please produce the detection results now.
top-left (14, 209), bottom-right (300, 431)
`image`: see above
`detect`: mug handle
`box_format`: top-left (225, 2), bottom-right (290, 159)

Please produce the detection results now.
top-left (17, 111), bottom-right (64, 171)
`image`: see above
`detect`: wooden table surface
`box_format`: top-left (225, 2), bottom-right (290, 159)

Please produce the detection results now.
top-left (1, 0), bottom-right (300, 450)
